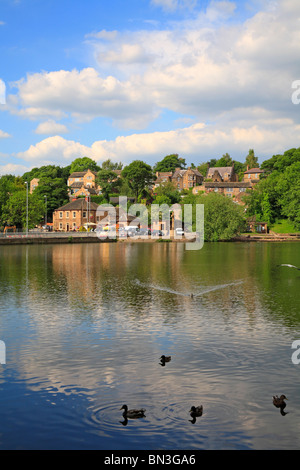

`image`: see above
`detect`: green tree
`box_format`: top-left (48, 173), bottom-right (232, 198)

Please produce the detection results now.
top-left (154, 154), bottom-right (186, 172)
top-left (70, 157), bottom-right (100, 173)
top-left (34, 177), bottom-right (69, 220)
top-left (96, 169), bottom-right (121, 202)
top-left (122, 160), bottom-right (155, 200)
top-left (245, 149), bottom-right (259, 169)
top-left (195, 193), bottom-right (246, 241)
top-left (276, 162), bottom-right (300, 229)
top-left (0, 175), bottom-right (25, 226)
top-left (101, 158), bottom-right (123, 171)
top-left (215, 153), bottom-right (233, 167)
top-left (153, 181), bottom-right (181, 204)
top-left (1, 191), bottom-right (44, 229)
top-left (261, 147), bottom-right (300, 174)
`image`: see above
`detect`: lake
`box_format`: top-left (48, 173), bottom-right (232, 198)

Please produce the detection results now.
top-left (0, 241), bottom-right (300, 450)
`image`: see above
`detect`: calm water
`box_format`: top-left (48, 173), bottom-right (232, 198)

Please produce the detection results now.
top-left (0, 241), bottom-right (300, 450)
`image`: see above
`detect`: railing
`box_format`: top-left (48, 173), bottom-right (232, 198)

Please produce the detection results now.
top-left (0, 231), bottom-right (99, 239)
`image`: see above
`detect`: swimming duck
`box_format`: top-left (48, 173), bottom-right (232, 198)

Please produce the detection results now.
top-left (160, 355), bottom-right (171, 362)
top-left (273, 395), bottom-right (288, 409)
top-left (120, 405), bottom-right (146, 419)
top-left (189, 405), bottom-right (203, 417)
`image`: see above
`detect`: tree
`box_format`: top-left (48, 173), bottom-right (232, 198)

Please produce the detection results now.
top-left (122, 160), bottom-right (155, 200)
top-left (261, 147), bottom-right (300, 174)
top-left (0, 175), bottom-right (25, 226)
top-left (245, 149), bottom-right (259, 169)
top-left (215, 153), bottom-right (233, 167)
top-left (70, 157), bottom-right (100, 173)
top-left (96, 169), bottom-right (121, 202)
top-left (101, 158), bottom-right (123, 171)
top-left (34, 177), bottom-right (69, 219)
top-left (153, 181), bottom-right (181, 205)
top-left (276, 162), bottom-right (300, 229)
top-left (154, 154), bottom-right (186, 173)
top-left (194, 193), bottom-right (246, 241)
top-left (1, 191), bottom-right (44, 229)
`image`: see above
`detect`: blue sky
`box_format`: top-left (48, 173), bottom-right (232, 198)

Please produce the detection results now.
top-left (0, 0), bottom-right (299, 175)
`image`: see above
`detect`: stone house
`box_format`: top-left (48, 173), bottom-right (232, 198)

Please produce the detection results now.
top-left (193, 181), bottom-right (252, 204)
top-left (171, 167), bottom-right (204, 191)
top-left (243, 167), bottom-right (264, 185)
top-left (53, 198), bottom-right (99, 231)
top-left (67, 169), bottom-right (100, 199)
top-left (153, 171), bottom-right (173, 189)
top-left (206, 165), bottom-right (238, 182)
top-left (30, 178), bottom-right (40, 193)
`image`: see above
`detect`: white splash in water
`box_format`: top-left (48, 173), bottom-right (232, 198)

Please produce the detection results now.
top-left (133, 279), bottom-right (243, 298)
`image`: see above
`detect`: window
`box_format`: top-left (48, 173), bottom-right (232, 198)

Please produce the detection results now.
top-left (73, 212), bottom-right (76, 218)
top-left (239, 188), bottom-right (246, 192)
top-left (66, 212), bottom-right (69, 218)
top-left (59, 223), bottom-right (63, 230)
top-left (226, 187), bottom-right (233, 192)
top-left (83, 211), bottom-right (87, 218)
top-left (59, 212), bottom-right (63, 218)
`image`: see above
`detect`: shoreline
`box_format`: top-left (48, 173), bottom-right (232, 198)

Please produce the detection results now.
top-left (0, 233), bottom-right (300, 245)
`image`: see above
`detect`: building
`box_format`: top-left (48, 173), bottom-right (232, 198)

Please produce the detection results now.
top-left (30, 178), bottom-right (40, 193)
top-left (171, 167), bottom-right (204, 191)
top-left (153, 171), bottom-right (173, 189)
top-left (67, 169), bottom-right (100, 199)
top-left (206, 165), bottom-right (238, 182)
top-left (53, 198), bottom-right (99, 232)
top-left (243, 167), bottom-right (264, 184)
top-left (192, 164), bottom-right (249, 204)
top-left (193, 181), bottom-right (252, 204)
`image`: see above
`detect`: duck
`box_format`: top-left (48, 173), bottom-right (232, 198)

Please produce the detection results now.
top-left (160, 355), bottom-right (171, 362)
top-left (120, 404), bottom-right (146, 419)
top-left (189, 405), bottom-right (203, 417)
top-left (273, 395), bottom-right (288, 409)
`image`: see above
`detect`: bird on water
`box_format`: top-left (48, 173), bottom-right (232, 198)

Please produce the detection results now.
top-left (120, 405), bottom-right (146, 419)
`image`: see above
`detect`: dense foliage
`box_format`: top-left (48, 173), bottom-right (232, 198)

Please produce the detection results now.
top-left (0, 147), bottom-right (299, 235)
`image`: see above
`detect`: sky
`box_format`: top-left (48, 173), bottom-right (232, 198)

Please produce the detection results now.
top-left (0, 0), bottom-right (300, 175)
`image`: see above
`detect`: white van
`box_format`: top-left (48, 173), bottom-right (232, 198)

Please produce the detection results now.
top-left (175, 228), bottom-right (184, 236)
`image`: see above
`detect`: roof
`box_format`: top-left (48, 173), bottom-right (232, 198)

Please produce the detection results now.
top-left (55, 199), bottom-right (99, 212)
top-left (244, 168), bottom-right (264, 174)
top-left (204, 182), bottom-right (251, 188)
top-left (68, 169), bottom-right (98, 178)
top-left (207, 166), bottom-right (234, 179)
top-left (172, 168), bottom-right (203, 178)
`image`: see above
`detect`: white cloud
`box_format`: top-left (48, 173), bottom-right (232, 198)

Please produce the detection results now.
top-left (11, 67), bottom-right (158, 128)
top-left (0, 163), bottom-right (30, 176)
top-left (0, 130), bottom-right (11, 139)
top-left (15, 135), bottom-right (94, 166)
top-left (34, 120), bottom-right (68, 135)
top-left (14, 114), bottom-right (300, 171)
top-left (5, 0), bottom-right (300, 172)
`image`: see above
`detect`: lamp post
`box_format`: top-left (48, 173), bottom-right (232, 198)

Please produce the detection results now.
top-left (44, 195), bottom-right (47, 228)
top-left (25, 181), bottom-right (28, 236)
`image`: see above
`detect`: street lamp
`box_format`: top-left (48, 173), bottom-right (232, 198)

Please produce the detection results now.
top-left (44, 195), bottom-right (47, 227)
top-left (25, 181), bottom-right (28, 236)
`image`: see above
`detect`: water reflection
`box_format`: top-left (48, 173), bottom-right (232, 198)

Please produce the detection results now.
top-left (0, 242), bottom-right (300, 449)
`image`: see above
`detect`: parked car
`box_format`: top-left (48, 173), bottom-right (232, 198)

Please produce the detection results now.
top-left (152, 230), bottom-right (163, 237)
top-left (175, 228), bottom-right (184, 236)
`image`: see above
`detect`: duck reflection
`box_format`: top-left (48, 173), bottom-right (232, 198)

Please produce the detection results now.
top-left (273, 395), bottom-right (288, 416)
top-left (159, 355), bottom-right (171, 366)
